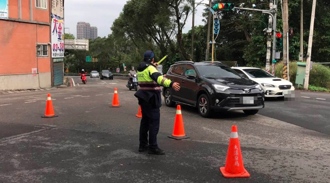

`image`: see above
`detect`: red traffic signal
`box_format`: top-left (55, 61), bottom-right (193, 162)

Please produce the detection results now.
top-left (276, 32), bottom-right (282, 38)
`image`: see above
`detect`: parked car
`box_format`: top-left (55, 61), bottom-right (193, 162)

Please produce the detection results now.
top-left (163, 61), bottom-right (265, 118)
top-left (90, 70), bottom-right (99, 78)
top-left (100, 70), bottom-right (113, 80)
top-left (231, 67), bottom-right (295, 98)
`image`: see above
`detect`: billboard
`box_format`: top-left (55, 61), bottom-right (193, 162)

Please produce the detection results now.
top-left (0, 0), bottom-right (8, 19)
top-left (52, 0), bottom-right (64, 17)
top-left (51, 0), bottom-right (64, 58)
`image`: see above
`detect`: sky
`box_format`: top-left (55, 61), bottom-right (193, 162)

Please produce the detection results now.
top-left (64, 0), bottom-right (210, 38)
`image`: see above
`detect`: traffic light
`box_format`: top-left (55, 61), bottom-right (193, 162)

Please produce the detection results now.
top-left (212, 3), bottom-right (235, 11)
top-left (276, 31), bottom-right (283, 51)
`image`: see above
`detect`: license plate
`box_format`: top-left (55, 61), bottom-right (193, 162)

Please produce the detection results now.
top-left (283, 90), bottom-right (291, 95)
top-left (242, 97), bottom-right (254, 104)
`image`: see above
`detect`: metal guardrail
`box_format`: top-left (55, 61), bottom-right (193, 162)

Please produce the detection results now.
top-left (64, 73), bottom-right (129, 77)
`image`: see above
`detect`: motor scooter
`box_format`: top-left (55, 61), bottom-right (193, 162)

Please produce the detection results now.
top-left (79, 73), bottom-right (87, 84)
top-left (127, 74), bottom-right (138, 91)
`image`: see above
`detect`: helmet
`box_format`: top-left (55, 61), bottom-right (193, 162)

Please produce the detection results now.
top-left (82, 69), bottom-right (85, 72)
top-left (143, 50), bottom-right (154, 62)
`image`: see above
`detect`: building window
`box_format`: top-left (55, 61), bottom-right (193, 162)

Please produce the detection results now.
top-left (37, 45), bottom-right (48, 57)
top-left (36, 0), bottom-right (47, 9)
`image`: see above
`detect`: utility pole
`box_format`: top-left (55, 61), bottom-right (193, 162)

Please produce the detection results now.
top-left (265, 2), bottom-right (273, 73)
top-left (212, 14), bottom-right (215, 63)
top-left (271, 0), bottom-right (278, 76)
top-left (191, 0), bottom-right (195, 61)
top-left (282, 0), bottom-right (289, 80)
top-left (205, 0), bottom-right (212, 61)
top-left (304, 0), bottom-right (317, 90)
top-left (299, 0), bottom-right (304, 61)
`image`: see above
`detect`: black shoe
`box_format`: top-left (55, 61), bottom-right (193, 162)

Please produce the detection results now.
top-left (148, 148), bottom-right (165, 155)
top-left (138, 145), bottom-right (149, 152)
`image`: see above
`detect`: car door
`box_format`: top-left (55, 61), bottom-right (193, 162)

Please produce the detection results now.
top-left (180, 64), bottom-right (199, 106)
top-left (168, 65), bottom-right (185, 102)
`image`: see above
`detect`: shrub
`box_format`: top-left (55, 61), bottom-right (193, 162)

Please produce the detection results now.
top-left (309, 64), bottom-right (330, 88)
top-left (308, 85), bottom-right (330, 92)
top-left (273, 62), bottom-right (330, 89)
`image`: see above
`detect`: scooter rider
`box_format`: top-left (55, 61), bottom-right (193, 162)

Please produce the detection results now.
top-left (80, 69), bottom-right (86, 79)
top-left (128, 67), bottom-right (137, 86)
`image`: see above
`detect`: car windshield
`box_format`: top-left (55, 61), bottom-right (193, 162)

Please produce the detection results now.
top-left (196, 65), bottom-right (241, 79)
top-left (102, 70), bottom-right (110, 73)
top-left (91, 71), bottom-right (98, 73)
top-left (243, 69), bottom-right (274, 78)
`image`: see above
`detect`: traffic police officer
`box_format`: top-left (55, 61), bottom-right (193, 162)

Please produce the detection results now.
top-left (135, 50), bottom-right (180, 155)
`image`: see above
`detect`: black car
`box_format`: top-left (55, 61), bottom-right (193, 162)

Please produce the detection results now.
top-left (162, 61), bottom-right (265, 117)
top-left (100, 70), bottom-right (113, 80)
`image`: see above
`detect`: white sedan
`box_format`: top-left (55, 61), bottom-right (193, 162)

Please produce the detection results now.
top-left (90, 70), bottom-right (100, 78)
top-left (231, 67), bottom-right (295, 98)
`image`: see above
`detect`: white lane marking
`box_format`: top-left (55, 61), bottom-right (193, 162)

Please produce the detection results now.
top-left (25, 101), bottom-right (37, 104)
top-left (301, 96), bottom-right (310, 99)
top-left (316, 98), bottom-right (326, 101)
top-left (64, 97), bottom-right (74, 99)
top-left (109, 83), bottom-right (118, 85)
top-left (81, 96), bottom-right (90, 98)
top-left (0, 104), bottom-right (12, 107)
top-left (96, 94), bottom-right (104, 96)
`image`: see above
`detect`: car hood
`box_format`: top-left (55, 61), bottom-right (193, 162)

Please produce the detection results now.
top-left (250, 77), bottom-right (292, 86)
top-left (204, 77), bottom-right (257, 89)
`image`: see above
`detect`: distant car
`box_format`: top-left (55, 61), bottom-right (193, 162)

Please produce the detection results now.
top-left (231, 67), bottom-right (295, 98)
top-left (90, 70), bottom-right (99, 78)
top-left (163, 61), bottom-right (265, 117)
top-left (100, 70), bottom-right (113, 80)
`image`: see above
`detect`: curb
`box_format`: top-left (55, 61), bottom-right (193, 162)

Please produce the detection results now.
top-left (0, 87), bottom-right (58, 95)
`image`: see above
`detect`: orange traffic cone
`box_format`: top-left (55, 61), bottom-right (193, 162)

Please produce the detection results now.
top-left (136, 106), bottom-right (142, 118)
top-left (168, 105), bottom-right (189, 140)
top-left (112, 88), bottom-right (120, 107)
top-left (220, 125), bottom-right (250, 178)
top-left (41, 93), bottom-right (58, 118)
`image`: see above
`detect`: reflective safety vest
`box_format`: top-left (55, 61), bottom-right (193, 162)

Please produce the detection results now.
top-left (137, 65), bottom-right (172, 91)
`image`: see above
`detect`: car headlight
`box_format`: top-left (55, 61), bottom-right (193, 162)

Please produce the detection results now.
top-left (213, 84), bottom-right (230, 92)
top-left (261, 83), bottom-right (275, 88)
top-left (255, 84), bottom-right (262, 91)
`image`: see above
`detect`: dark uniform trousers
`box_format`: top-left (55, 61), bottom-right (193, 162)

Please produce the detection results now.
top-left (139, 101), bottom-right (160, 149)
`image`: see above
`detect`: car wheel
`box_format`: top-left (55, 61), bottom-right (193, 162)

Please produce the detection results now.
top-left (198, 94), bottom-right (212, 118)
top-left (164, 88), bottom-right (175, 107)
top-left (243, 110), bottom-right (259, 115)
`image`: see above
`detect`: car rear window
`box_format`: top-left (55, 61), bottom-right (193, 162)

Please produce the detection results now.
top-left (196, 65), bottom-right (240, 79)
top-left (243, 69), bottom-right (274, 78)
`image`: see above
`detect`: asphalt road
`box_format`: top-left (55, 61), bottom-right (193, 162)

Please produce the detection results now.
top-left (0, 78), bottom-right (330, 182)
top-left (259, 91), bottom-right (330, 135)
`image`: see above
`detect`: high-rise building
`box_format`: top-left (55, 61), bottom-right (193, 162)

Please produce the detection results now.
top-left (77, 22), bottom-right (91, 39)
top-left (90, 27), bottom-right (98, 40)
top-left (76, 22), bottom-right (97, 40)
